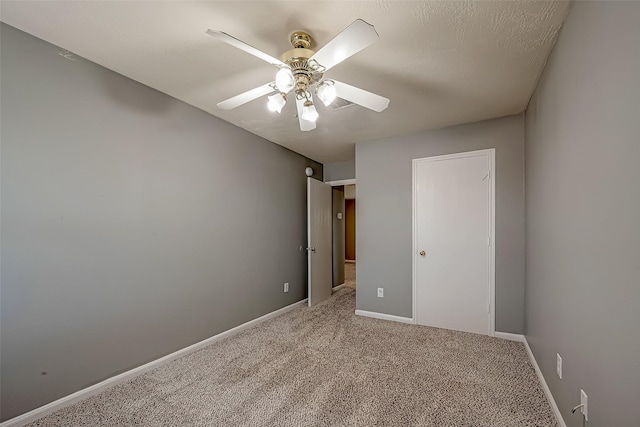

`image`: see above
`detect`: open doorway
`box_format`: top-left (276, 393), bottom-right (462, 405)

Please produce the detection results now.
top-left (344, 184), bottom-right (356, 289)
top-left (327, 179), bottom-right (356, 291)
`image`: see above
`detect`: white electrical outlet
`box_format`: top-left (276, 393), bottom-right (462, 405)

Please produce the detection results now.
top-left (284, 282), bottom-right (289, 293)
top-left (377, 288), bottom-right (384, 298)
top-left (581, 389), bottom-right (588, 421)
top-left (556, 353), bottom-right (562, 379)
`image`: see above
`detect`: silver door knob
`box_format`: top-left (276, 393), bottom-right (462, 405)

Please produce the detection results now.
top-left (419, 250), bottom-right (426, 256)
top-left (307, 246), bottom-right (316, 252)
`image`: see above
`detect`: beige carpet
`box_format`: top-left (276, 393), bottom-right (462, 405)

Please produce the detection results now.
top-left (344, 262), bottom-right (356, 289)
top-left (28, 289), bottom-right (556, 426)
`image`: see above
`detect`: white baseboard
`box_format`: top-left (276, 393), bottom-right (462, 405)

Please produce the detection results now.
top-left (354, 309), bottom-right (414, 324)
top-left (0, 298), bottom-right (308, 427)
top-left (494, 331), bottom-right (525, 342)
top-left (523, 337), bottom-right (566, 427)
top-left (332, 284), bottom-right (345, 291)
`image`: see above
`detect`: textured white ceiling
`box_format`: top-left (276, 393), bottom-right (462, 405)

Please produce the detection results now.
top-left (0, 1), bottom-right (570, 163)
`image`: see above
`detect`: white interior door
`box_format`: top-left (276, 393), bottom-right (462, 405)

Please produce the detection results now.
top-left (413, 150), bottom-right (494, 335)
top-left (308, 177), bottom-right (332, 307)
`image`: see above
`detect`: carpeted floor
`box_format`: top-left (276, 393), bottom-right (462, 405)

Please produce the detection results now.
top-left (344, 262), bottom-right (356, 289)
top-left (28, 288), bottom-right (556, 426)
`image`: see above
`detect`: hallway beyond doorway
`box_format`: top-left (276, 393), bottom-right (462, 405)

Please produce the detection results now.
top-left (345, 262), bottom-right (356, 289)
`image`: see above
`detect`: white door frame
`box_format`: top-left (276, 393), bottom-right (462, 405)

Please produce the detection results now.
top-left (325, 179), bottom-right (355, 291)
top-left (325, 179), bottom-right (356, 187)
top-left (411, 148), bottom-right (496, 336)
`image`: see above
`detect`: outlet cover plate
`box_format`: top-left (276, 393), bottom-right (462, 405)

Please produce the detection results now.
top-left (377, 288), bottom-right (384, 298)
top-left (284, 282), bottom-right (289, 293)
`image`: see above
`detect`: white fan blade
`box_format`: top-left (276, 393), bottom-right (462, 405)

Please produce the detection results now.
top-left (332, 80), bottom-right (389, 112)
top-left (217, 82), bottom-right (276, 110)
top-left (295, 97), bottom-right (316, 132)
top-left (206, 30), bottom-right (287, 67)
top-left (309, 19), bottom-right (379, 72)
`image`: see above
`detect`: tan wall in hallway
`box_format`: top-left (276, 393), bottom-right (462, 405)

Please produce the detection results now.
top-left (345, 199), bottom-right (356, 260)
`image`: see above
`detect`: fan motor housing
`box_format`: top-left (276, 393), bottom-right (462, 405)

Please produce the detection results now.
top-left (279, 48), bottom-right (315, 64)
top-left (280, 47), bottom-right (319, 92)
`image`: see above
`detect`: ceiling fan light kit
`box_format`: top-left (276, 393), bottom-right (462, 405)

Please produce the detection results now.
top-left (316, 80), bottom-right (337, 107)
top-left (207, 19), bottom-right (390, 131)
top-left (301, 100), bottom-right (319, 122)
top-left (275, 68), bottom-right (295, 94)
top-left (267, 93), bottom-right (287, 113)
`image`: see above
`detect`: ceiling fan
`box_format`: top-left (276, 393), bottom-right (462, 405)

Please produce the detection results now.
top-left (206, 19), bottom-right (390, 132)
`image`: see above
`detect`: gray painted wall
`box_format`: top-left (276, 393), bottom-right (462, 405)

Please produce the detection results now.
top-left (332, 187), bottom-right (345, 287)
top-left (323, 159), bottom-right (355, 182)
top-left (356, 115), bottom-right (525, 333)
top-left (0, 24), bottom-right (321, 421)
top-left (524, 3), bottom-right (640, 426)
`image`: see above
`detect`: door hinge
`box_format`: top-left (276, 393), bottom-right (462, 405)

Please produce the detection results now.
top-left (487, 237), bottom-right (491, 246)
top-left (487, 303), bottom-right (490, 313)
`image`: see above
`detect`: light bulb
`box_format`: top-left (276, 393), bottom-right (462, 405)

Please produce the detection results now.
top-left (267, 93), bottom-right (286, 113)
top-left (316, 81), bottom-right (337, 107)
top-left (301, 100), bottom-right (319, 122)
top-left (275, 68), bottom-right (295, 94)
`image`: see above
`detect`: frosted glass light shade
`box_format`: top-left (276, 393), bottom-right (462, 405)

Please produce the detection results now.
top-left (267, 93), bottom-right (286, 113)
top-left (316, 81), bottom-right (337, 106)
top-left (275, 68), bottom-right (295, 93)
top-left (301, 102), bottom-right (319, 122)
